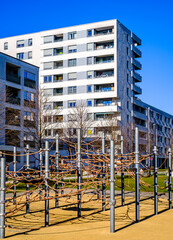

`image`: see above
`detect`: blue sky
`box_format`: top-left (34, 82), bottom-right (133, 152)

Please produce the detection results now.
top-left (1, 0), bottom-right (173, 114)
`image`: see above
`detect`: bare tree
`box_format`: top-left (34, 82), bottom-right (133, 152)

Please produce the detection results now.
top-left (64, 100), bottom-right (94, 140)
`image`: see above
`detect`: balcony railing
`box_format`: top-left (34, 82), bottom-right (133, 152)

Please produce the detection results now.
top-left (132, 59), bottom-right (142, 70)
top-left (132, 71), bottom-right (142, 82)
top-left (132, 45), bottom-right (142, 58)
top-left (131, 32), bottom-right (141, 46)
top-left (94, 59), bottom-right (114, 64)
top-left (6, 97), bottom-right (21, 105)
top-left (133, 84), bottom-right (142, 95)
top-left (94, 87), bottom-right (114, 92)
top-left (95, 44), bottom-right (114, 50)
top-left (6, 75), bottom-right (21, 84)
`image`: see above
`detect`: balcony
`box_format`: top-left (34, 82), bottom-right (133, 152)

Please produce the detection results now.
top-left (95, 98), bottom-right (117, 107)
top-left (6, 63), bottom-right (21, 85)
top-left (132, 71), bottom-right (142, 82)
top-left (132, 58), bottom-right (142, 70)
top-left (54, 48), bottom-right (63, 56)
top-left (54, 74), bottom-right (63, 82)
top-left (131, 45), bottom-right (142, 58)
top-left (53, 88), bottom-right (63, 96)
top-left (133, 84), bottom-right (142, 95)
top-left (94, 112), bottom-right (116, 121)
top-left (94, 55), bottom-right (114, 64)
top-left (90, 69), bottom-right (114, 79)
top-left (95, 41), bottom-right (114, 50)
top-left (54, 34), bottom-right (63, 42)
top-left (94, 84), bottom-right (114, 92)
top-left (53, 102), bottom-right (63, 109)
top-left (54, 61), bottom-right (63, 69)
top-left (131, 32), bottom-right (141, 46)
top-left (6, 108), bottom-right (20, 126)
top-left (6, 86), bottom-right (21, 105)
top-left (94, 27), bottom-right (114, 36)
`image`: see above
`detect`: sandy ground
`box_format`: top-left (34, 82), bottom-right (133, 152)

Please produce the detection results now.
top-left (5, 192), bottom-right (173, 240)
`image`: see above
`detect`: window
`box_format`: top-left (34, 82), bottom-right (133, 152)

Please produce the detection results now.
top-left (87, 43), bottom-right (93, 51)
top-left (127, 101), bottom-right (129, 110)
top-left (127, 114), bottom-right (129, 123)
top-left (4, 42), bottom-right (8, 50)
top-left (127, 47), bottom-right (129, 56)
top-left (45, 129), bottom-right (51, 136)
top-left (43, 62), bottom-right (52, 70)
top-left (28, 39), bottom-right (32, 46)
top-left (127, 34), bottom-right (129, 42)
top-left (43, 35), bottom-right (53, 44)
top-left (88, 30), bottom-right (92, 37)
top-left (87, 57), bottom-right (92, 65)
top-left (68, 59), bottom-right (76, 67)
top-left (127, 60), bottom-right (129, 69)
top-left (17, 40), bottom-right (24, 48)
top-left (24, 71), bottom-right (36, 88)
top-left (43, 49), bottom-right (52, 57)
top-left (127, 88), bottom-right (129, 96)
top-left (28, 51), bottom-right (32, 59)
top-left (54, 75), bottom-right (63, 82)
top-left (68, 72), bottom-right (77, 80)
top-left (24, 133), bottom-right (34, 141)
top-left (88, 100), bottom-right (92, 107)
top-left (87, 71), bottom-right (93, 79)
top-left (24, 111), bottom-right (34, 121)
top-left (44, 89), bottom-right (52, 96)
top-left (44, 75), bottom-right (52, 83)
top-left (24, 91), bottom-right (35, 102)
top-left (44, 103), bottom-right (52, 110)
top-left (17, 52), bottom-right (24, 59)
top-left (68, 45), bottom-right (77, 53)
top-left (68, 101), bottom-right (76, 108)
top-left (127, 73), bottom-right (129, 82)
top-left (68, 86), bottom-right (77, 94)
top-left (68, 32), bottom-right (77, 40)
top-left (87, 85), bottom-right (92, 92)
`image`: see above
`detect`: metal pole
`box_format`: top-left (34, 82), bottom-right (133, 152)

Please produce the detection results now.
top-left (77, 128), bottom-right (81, 218)
top-left (102, 132), bottom-right (106, 211)
top-left (39, 148), bottom-right (43, 201)
top-left (0, 155), bottom-right (5, 239)
top-left (168, 148), bottom-right (172, 209)
top-left (26, 144), bottom-right (30, 214)
top-left (55, 134), bottom-right (59, 208)
top-left (110, 140), bottom-right (115, 233)
top-left (13, 147), bottom-right (17, 205)
top-left (121, 136), bottom-right (125, 206)
top-left (153, 146), bottom-right (158, 215)
top-left (135, 127), bottom-right (140, 222)
top-left (45, 141), bottom-right (49, 227)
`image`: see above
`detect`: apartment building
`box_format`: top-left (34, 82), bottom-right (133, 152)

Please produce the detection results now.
top-left (0, 19), bottom-right (172, 160)
top-left (0, 52), bottom-right (39, 167)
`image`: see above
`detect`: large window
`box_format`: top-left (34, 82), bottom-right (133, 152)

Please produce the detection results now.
top-left (68, 32), bottom-right (77, 40)
top-left (68, 45), bottom-right (77, 53)
top-left (44, 75), bottom-right (52, 83)
top-left (88, 100), bottom-right (92, 107)
top-left (68, 101), bottom-right (76, 108)
top-left (17, 40), bottom-right (24, 48)
top-left (68, 59), bottom-right (76, 67)
top-left (24, 71), bottom-right (36, 88)
top-left (17, 52), bottom-right (24, 59)
top-left (68, 86), bottom-right (77, 94)
top-left (68, 72), bottom-right (76, 80)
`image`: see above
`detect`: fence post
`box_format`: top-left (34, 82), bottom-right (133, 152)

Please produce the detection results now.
top-left (26, 144), bottom-right (30, 214)
top-left (121, 136), bottom-right (125, 206)
top-left (45, 141), bottom-right (49, 227)
top-left (55, 134), bottom-right (59, 208)
top-left (77, 128), bottom-right (81, 218)
top-left (168, 148), bottom-right (172, 209)
top-left (153, 146), bottom-right (158, 215)
top-left (13, 147), bottom-right (17, 205)
top-left (102, 132), bottom-right (106, 211)
top-left (110, 140), bottom-right (115, 233)
top-left (135, 127), bottom-right (140, 222)
top-left (0, 155), bottom-right (5, 239)
top-left (39, 148), bottom-right (43, 201)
